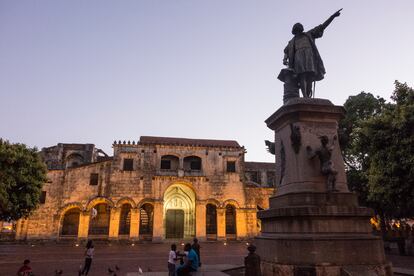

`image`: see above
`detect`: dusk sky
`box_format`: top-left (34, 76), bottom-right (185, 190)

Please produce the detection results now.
top-left (1, 1), bottom-right (413, 162)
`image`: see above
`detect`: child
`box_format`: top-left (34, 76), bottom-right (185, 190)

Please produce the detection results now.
top-left (168, 244), bottom-right (178, 276)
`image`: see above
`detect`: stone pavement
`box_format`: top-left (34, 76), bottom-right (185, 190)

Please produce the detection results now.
top-left (1, 241), bottom-right (414, 276)
top-left (386, 249), bottom-right (414, 275)
top-left (0, 241), bottom-right (246, 276)
top-left (126, 264), bottom-right (237, 276)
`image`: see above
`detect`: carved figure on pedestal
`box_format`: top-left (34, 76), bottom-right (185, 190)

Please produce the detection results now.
top-left (289, 124), bottom-right (301, 154)
top-left (278, 9), bottom-right (342, 100)
top-left (265, 140), bottom-right (275, 155)
top-left (279, 141), bottom-right (285, 186)
top-left (307, 135), bottom-right (338, 191)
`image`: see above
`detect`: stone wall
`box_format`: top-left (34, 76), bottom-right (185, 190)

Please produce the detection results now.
top-left (16, 140), bottom-right (274, 241)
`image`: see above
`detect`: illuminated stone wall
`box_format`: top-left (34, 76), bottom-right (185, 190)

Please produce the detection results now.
top-left (15, 140), bottom-right (274, 241)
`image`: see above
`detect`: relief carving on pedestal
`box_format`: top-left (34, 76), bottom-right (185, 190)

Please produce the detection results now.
top-left (306, 135), bottom-right (338, 191)
top-left (280, 141), bottom-right (286, 185)
top-left (290, 124), bottom-right (301, 154)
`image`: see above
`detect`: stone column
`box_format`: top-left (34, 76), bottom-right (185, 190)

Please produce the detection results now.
top-left (108, 207), bottom-right (120, 239)
top-left (129, 207), bottom-right (140, 240)
top-left (216, 208), bottom-right (226, 240)
top-left (78, 211), bottom-right (90, 239)
top-left (195, 202), bottom-right (206, 240)
top-left (152, 201), bottom-right (164, 241)
top-left (236, 209), bottom-right (247, 240)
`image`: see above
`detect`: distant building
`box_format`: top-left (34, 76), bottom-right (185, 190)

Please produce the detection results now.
top-left (13, 136), bottom-right (274, 241)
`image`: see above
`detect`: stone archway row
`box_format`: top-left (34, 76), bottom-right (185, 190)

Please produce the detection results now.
top-left (57, 197), bottom-right (156, 240)
top-left (57, 196), bottom-right (245, 240)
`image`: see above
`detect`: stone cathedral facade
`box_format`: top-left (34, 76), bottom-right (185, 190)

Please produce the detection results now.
top-left (13, 136), bottom-right (274, 241)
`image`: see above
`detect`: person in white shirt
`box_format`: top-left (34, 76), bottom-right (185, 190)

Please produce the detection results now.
top-left (80, 240), bottom-right (94, 275)
top-left (168, 244), bottom-right (179, 276)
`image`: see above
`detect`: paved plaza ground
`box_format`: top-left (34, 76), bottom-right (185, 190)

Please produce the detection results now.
top-left (0, 241), bottom-right (246, 276)
top-left (0, 241), bottom-right (413, 276)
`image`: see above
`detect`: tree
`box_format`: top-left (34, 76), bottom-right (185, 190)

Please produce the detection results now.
top-left (362, 82), bottom-right (414, 219)
top-left (340, 81), bottom-right (414, 221)
top-left (0, 139), bottom-right (47, 221)
top-left (339, 92), bottom-right (386, 206)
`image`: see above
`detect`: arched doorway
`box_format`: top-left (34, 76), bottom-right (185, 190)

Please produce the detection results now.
top-left (60, 208), bottom-right (80, 237)
top-left (65, 153), bottom-right (84, 168)
top-left (118, 204), bottom-right (131, 236)
top-left (225, 204), bottom-right (237, 239)
top-left (139, 203), bottom-right (154, 240)
top-left (163, 184), bottom-right (196, 239)
top-left (206, 204), bottom-right (217, 240)
top-left (88, 203), bottom-right (110, 236)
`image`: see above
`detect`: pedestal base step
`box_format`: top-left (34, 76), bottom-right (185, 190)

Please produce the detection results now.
top-left (261, 262), bottom-right (393, 276)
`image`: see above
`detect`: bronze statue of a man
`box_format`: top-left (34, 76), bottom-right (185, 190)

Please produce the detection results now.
top-left (282, 9), bottom-right (342, 98)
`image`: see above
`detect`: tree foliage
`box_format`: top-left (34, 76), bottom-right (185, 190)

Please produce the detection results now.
top-left (0, 139), bottom-right (47, 221)
top-left (363, 82), bottom-right (414, 219)
top-left (340, 81), bottom-right (414, 219)
top-left (339, 92), bottom-right (386, 206)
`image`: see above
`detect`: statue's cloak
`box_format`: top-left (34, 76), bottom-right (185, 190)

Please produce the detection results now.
top-left (284, 24), bottom-right (326, 82)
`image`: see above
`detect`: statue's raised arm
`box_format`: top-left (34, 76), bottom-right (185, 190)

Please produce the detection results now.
top-left (321, 8), bottom-right (342, 31)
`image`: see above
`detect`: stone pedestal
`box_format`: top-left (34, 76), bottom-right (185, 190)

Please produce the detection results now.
top-left (255, 98), bottom-right (392, 276)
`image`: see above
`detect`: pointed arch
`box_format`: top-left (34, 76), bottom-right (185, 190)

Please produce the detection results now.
top-left (163, 184), bottom-right (196, 239)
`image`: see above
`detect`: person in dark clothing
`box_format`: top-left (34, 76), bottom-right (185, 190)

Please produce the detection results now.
top-left (244, 244), bottom-right (261, 276)
top-left (80, 240), bottom-right (94, 275)
top-left (191, 238), bottom-right (201, 267)
top-left (17, 259), bottom-right (33, 276)
top-left (176, 243), bottom-right (199, 276)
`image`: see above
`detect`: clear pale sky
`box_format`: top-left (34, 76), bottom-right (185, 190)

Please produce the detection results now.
top-left (1, 1), bottom-right (413, 162)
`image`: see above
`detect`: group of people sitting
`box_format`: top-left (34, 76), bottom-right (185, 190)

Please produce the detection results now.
top-left (168, 238), bottom-right (201, 276)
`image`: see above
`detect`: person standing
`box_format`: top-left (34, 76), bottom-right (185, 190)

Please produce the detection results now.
top-left (168, 244), bottom-right (178, 276)
top-left (191, 238), bottom-right (201, 267)
top-left (81, 240), bottom-right (94, 275)
top-left (244, 244), bottom-right (261, 276)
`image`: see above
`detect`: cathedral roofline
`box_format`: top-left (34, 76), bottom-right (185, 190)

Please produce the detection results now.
top-left (138, 136), bottom-right (242, 149)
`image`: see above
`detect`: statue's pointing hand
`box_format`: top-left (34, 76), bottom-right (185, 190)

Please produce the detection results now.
top-left (333, 8), bottom-right (342, 17)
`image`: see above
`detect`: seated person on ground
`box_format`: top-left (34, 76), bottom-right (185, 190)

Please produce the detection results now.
top-left (176, 243), bottom-right (199, 276)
